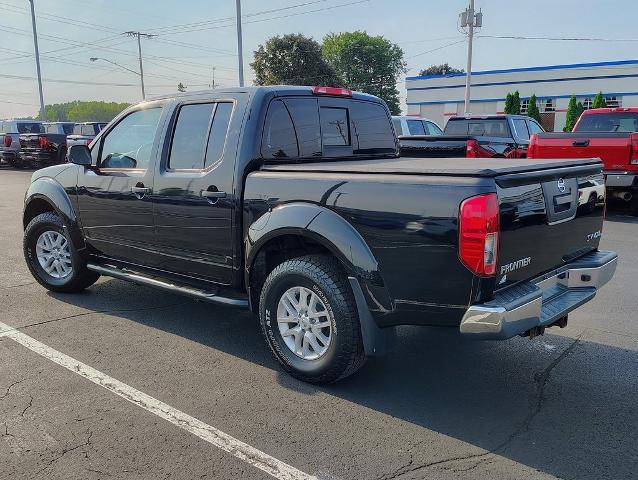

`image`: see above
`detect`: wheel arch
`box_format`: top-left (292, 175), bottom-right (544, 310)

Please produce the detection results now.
top-left (245, 202), bottom-right (389, 313)
top-left (23, 177), bottom-right (85, 250)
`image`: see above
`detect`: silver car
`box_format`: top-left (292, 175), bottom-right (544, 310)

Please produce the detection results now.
top-left (0, 120), bottom-right (44, 167)
top-left (392, 115), bottom-right (443, 137)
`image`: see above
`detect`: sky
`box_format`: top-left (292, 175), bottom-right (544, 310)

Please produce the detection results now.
top-left (1, 0), bottom-right (637, 118)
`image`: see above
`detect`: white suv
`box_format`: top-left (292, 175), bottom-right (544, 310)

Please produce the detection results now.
top-left (392, 116), bottom-right (443, 137)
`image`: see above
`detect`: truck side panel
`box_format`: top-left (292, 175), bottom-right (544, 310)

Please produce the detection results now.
top-left (244, 170), bottom-right (493, 327)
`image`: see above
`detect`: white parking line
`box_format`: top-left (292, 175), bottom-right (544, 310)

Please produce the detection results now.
top-left (0, 321), bottom-right (316, 480)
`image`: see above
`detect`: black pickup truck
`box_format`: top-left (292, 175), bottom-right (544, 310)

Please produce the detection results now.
top-left (400, 114), bottom-right (545, 158)
top-left (22, 86), bottom-right (617, 383)
top-left (18, 129), bottom-right (69, 168)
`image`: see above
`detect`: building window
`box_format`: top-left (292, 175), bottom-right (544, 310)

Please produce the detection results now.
top-left (541, 99), bottom-right (555, 112)
top-left (606, 96), bottom-right (621, 108)
top-left (520, 99), bottom-right (529, 114)
top-left (582, 98), bottom-right (593, 109)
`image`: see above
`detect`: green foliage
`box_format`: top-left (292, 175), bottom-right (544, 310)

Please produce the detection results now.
top-left (35, 101), bottom-right (130, 122)
top-left (527, 94), bottom-right (541, 122)
top-left (511, 91), bottom-right (521, 115)
top-left (418, 63), bottom-right (464, 76)
top-left (177, 82), bottom-right (187, 92)
top-left (576, 101), bottom-right (585, 123)
top-left (251, 33), bottom-right (340, 87)
top-left (322, 31), bottom-right (407, 114)
top-left (504, 93), bottom-right (514, 114)
top-left (592, 91), bottom-right (607, 109)
top-left (564, 95), bottom-right (579, 132)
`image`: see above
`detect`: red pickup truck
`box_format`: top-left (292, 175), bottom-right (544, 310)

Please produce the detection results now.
top-left (528, 108), bottom-right (638, 214)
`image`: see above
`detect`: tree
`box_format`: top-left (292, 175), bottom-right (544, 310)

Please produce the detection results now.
top-left (527, 94), bottom-right (541, 122)
top-left (512, 91), bottom-right (521, 115)
top-left (322, 31), bottom-right (407, 114)
top-left (592, 91), bottom-right (607, 109)
top-left (575, 101), bottom-right (585, 123)
top-left (564, 95), bottom-right (579, 132)
top-left (35, 101), bottom-right (130, 122)
top-left (504, 93), bottom-right (514, 114)
top-left (177, 82), bottom-right (187, 92)
top-left (251, 33), bottom-right (339, 87)
top-left (418, 63), bottom-right (464, 76)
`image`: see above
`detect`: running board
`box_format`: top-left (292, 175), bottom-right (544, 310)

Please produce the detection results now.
top-left (86, 263), bottom-right (248, 308)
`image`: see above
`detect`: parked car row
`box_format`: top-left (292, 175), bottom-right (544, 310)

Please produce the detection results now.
top-left (0, 120), bottom-right (106, 169)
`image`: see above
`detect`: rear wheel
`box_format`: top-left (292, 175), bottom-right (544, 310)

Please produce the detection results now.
top-left (259, 255), bottom-right (366, 384)
top-left (24, 212), bottom-right (99, 292)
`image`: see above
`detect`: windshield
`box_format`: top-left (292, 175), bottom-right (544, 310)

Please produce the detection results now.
top-left (576, 113), bottom-right (638, 132)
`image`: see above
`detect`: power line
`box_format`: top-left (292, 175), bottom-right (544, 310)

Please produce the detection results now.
top-left (478, 34), bottom-right (638, 42)
top-left (406, 39), bottom-right (467, 59)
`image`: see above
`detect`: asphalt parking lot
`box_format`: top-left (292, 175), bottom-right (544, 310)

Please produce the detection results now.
top-left (1, 167), bottom-right (637, 480)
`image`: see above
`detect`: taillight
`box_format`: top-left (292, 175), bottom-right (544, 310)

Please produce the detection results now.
top-left (459, 193), bottom-right (499, 277)
top-left (86, 139), bottom-right (92, 147)
top-left (3, 135), bottom-right (11, 148)
top-left (466, 139), bottom-right (480, 158)
top-left (38, 135), bottom-right (49, 148)
top-left (630, 133), bottom-right (638, 165)
top-left (311, 86), bottom-right (352, 97)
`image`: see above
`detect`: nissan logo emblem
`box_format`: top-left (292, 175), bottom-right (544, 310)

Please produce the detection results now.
top-left (557, 178), bottom-right (566, 193)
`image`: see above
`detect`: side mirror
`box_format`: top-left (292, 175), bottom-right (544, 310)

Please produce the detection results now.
top-left (68, 144), bottom-right (92, 166)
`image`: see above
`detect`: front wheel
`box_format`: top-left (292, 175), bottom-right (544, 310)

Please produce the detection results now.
top-left (24, 212), bottom-right (100, 293)
top-left (259, 255), bottom-right (366, 384)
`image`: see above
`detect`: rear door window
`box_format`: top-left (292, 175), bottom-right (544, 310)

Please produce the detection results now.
top-left (169, 103), bottom-right (215, 170)
top-left (320, 107), bottom-right (350, 146)
top-left (407, 120), bottom-right (426, 135)
top-left (204, 102), bottom-right (233, 168)
top-left (512, 119), bottom-right (530, 140)
top-left (262, 100), bottom-right (299, 159)
top-left (424, 121), bottom-right (443, 135)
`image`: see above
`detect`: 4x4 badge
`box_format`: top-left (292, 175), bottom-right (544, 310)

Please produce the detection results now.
top-left (557, 178), bottom-right (566, 193)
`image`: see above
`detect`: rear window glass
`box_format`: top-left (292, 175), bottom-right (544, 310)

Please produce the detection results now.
top-left (284, 98), bottom-right (321, 157)
top-left (445, 119), bottom-right (510, 137)
top-left (17, 123), bottom-right (44, 134)
top-left (169, 103), bottom-right (215, 170)
top-left (320, 107), bottom-right (350, 146)
top-left (63, 123), bottom-right (75, 135)
top-left (262, 100), bottom-right (299, 159)
top-left (576, 113), bottom-right (638, 132)
top-left (407, 120), bottom-right (426, 135)
top-left (350, 102), bottom-right (396, 154)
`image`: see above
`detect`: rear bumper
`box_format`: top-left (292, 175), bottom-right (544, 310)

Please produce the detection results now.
top-left (19, 150), bottom-right (57, 165)
top-left (604, 171), bottom-right (636, 188)
top-left (0, 150), bottom-right (17, 163)
top-left (460, 250), bottom-right (617, 339)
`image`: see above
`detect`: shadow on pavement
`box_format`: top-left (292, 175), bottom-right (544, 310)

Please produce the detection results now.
top-left (49, 279), bottom-right (638, 480)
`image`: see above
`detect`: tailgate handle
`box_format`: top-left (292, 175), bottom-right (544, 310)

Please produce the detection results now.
top-left (572, 139), bottom-right (590, 147)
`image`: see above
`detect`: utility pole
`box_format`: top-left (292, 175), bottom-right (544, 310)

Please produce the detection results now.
top-left (28, 0), bottom-right (45, 120)
top-left (235, 0), bottom-right (244, 87)
top-left (124, 31), bottom-right (155, 100)
top-left (210, 66), bottom-right (216, 89)
top-left (460, 0), bottom-right (482, 114)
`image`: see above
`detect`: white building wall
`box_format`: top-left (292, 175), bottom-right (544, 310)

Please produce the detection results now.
top-left (406, 60), bottom-right (638, 131)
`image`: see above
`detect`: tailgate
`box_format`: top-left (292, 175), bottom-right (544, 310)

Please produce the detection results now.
top-left (495, 161), bottom-right (606, 288)
top-left (19, 133), bottom-right (41, 150)
top-left (532, 133), bottom-right (632, 170)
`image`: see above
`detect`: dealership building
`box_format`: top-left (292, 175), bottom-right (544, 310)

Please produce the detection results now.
top-left (405, 59), bottom-right (638, 131)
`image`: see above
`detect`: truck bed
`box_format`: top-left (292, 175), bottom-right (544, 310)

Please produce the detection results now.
top-left (262, 156), bottom-right (602, 177)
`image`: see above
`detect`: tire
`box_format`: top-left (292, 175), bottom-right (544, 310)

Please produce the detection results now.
top-left (259, 255), bottom-right (366, 384)
top-left (23, 212), bottom-right (99, 293)
top-left (630, 197), bottom-right (638, 216)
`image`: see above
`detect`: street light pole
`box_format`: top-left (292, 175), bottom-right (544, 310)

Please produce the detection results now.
top-left (235, 0), bottom-right (244, 87)
top-left (28, 0), bottom-right (45, 120)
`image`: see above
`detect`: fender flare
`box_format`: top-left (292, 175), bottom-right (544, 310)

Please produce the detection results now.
top-left (23, 176), bottom-right (85, 250)
top-left (245, 202), bottom-right (395, 356)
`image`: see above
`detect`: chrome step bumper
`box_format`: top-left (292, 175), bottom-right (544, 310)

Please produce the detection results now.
top-left (460, 251), bottom-right (618, 339)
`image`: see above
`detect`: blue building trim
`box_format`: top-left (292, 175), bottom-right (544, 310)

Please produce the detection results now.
top-left (406, 73), bottom-right (638, 92)
top-left (406, 59), bottom-right (638, 81)
top-left (406, 91), bottom-right (638, 106)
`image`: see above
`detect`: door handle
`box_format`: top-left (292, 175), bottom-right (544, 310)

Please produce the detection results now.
top-left (572, 139), bottom-right (590, 147)
top-left (201, 189), bottom-right (227, 199)
top-left (131, 185), bottom-right (151, 198)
